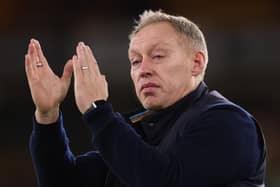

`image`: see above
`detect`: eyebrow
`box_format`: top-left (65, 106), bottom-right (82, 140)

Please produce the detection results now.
top-left (129, 42), bottom-right (172, 56)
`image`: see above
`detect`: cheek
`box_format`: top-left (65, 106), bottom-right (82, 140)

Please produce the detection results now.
top-left (130, 70), bottom-right (136, 84)
top-left (159, 69), bottom-right (178, 88)
top-left (130, 71), bottom-right (140, 92)
top-left (161, 67), bottom-right (190, 91)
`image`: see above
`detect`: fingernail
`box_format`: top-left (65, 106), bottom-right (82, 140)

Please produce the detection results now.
top-left (31, 38), bottom-right (37, 43)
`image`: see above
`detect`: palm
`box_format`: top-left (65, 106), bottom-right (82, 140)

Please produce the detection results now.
top-left (72, 42), bottom-right (108, 113)
top-left (25, 39), bottom-right (72, 115)
top-left (29, 70), bottom-right (67, 113)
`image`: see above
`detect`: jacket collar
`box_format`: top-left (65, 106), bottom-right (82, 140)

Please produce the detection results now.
top-left (128, 81), bottom-right (208, 123)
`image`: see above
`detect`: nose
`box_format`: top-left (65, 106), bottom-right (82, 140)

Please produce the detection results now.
top-left (139, 57), bottom-right (153, 78)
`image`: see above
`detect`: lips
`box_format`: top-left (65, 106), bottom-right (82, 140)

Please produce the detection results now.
top-left (140, 82), bottom-right (160, 92)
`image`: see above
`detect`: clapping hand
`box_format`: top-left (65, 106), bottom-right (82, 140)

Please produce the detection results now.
top-left (25, 39), bottom-right (108, 124)
top-left (25, 39), bottom-right (73, 124)
top-left (72, 42), bottom-right (108, 114)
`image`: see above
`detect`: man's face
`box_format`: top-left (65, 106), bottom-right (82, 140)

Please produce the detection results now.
top-left (129, 22), bottom-right (196, 110)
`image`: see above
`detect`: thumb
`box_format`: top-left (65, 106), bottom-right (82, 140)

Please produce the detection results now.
top-left (61, 59), bottom-right (73, 86)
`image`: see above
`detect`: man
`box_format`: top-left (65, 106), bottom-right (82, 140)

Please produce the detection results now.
top-left (26, 10), bottom-right (266, 187)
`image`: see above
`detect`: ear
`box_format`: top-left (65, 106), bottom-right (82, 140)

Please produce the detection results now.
top-left (191, 51), bottom-right (206, 77)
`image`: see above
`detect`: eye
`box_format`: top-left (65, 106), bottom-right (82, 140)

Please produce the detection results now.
top-left (152, 54), bottom-right (164, 59)
top-left (131, 59), bottom-right (141, 66)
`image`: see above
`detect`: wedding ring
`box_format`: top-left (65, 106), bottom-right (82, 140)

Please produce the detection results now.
top-left (81, 66), bottom-right (89, 70)
top-left (36, 62), bottom-right (43, 67)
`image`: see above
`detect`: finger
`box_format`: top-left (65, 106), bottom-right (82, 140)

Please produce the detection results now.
top-left (25, 54), bottom-right (37, 82)
top-left (101, 74), bottom-right (107, 83)
top-left (101, 75), bottom-right (109, 99)
top-left (76, 42), bottom-right (87, 67)
top-left (26, 41), bottom-right (35, 72)
top-left (86, 45), bottom-right (97, 64)
top-left (28, 40), bottom-right (36, 60)
top-left (27, 40), bottom-right (32, 55)
top-left (32, 39), bottom-right (49, 68)
top-left (28, 41), bottom-right (40, 70)
top-left (82, 44), bottom-right (96, 75)
top-left (72, 55), bottom-right (83, 81)
top-left (77, 42), bottom-right (101, 76)
top-left (81, 42), bottom-right (92, 65)
top-left (85, 45), bottom-right (101, 75)
top-left (76, 42), bottom-right (97, 80)
top-left (61, 59), bottom-right (73, 86)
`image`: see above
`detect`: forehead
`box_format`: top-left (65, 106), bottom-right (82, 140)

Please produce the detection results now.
top-left (129, 22), bottom-right (184, 53)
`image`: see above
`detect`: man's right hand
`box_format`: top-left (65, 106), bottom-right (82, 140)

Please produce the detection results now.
top-left (25, 39), bottom-right (73, 124)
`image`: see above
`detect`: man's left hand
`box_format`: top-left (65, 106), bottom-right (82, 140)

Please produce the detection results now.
top-left (72, 42), bottom-right (108, 114)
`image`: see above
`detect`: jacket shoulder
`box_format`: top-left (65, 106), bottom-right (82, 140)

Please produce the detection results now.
top-left (201, 90), bottom-right (253, 119)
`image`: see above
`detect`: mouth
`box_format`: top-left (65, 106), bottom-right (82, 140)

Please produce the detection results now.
top-left (140, 82), bottom-right (160, 92)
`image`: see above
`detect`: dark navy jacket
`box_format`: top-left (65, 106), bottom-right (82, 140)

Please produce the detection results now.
top-left (30, 82), bottom-right (266, 187)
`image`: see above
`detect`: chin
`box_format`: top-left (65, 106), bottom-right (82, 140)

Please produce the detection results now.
top-left (142, 101), bottom-right (164, 111)
top-left (139, 94), bottom-right (165, 110)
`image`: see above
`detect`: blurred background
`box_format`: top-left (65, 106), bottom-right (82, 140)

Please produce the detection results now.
top-left (0, 0), bottom-right (279, 186)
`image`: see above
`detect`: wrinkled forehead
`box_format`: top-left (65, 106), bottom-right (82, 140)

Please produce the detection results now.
top-left (128, 22), bottom-right (186, 53)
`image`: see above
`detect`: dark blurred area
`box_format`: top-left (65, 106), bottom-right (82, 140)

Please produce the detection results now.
top-left (0, 0), bottom-right (279, 186)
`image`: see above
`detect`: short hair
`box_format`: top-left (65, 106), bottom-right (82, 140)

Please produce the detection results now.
top-left (129, 10), bottom-right (208, 78)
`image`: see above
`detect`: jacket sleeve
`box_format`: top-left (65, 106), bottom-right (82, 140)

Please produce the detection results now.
top-left (83, 102), bottom-right (262, 187)
top-left (29, 113), bottom-right (108, 187)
